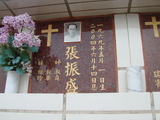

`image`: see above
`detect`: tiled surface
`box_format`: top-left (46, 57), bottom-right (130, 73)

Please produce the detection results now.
top-left (0, 94), bottom-right (63, 110)
top-left (153, 92), bottom-right (160, 110)
top-left (66, 93), bottom-right (151, 111)
top-left (31, 16), bottom-right (117, 93)
top-left (114, 14), bottom-right (130, 67)
top-left (156, 114), bottom-right (160, 120)
top-left (139, 13), bottom-right (160, 92)
top-left (127, 14), bottom-right (144, 66)
top-left (0, 113), bottom-right (62, 120)
top-left (12, 4), bottom-right (67, 15)
top-left (118, 70), bottom-right (127, 92)
top-left (69, 1), bottom-right (128, 11)
top-left (5, 0), bottom-right (65, 8)
top-left (66, 114), bottom-right (153, 120)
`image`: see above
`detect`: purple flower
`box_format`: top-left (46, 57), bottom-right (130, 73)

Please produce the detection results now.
top-left (12, 32), bottom-right (41, 47)
top-left (0, 27), bottom-right (9, 34)
top-left (0, 33), bottom-right (9, 44)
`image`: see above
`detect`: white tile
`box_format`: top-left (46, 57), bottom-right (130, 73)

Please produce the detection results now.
top-left (156, 114), bottom-right (160, 120)
top-left (0, 2), bottom-right (7, 10)
top-left (132, 0), bottom-right (160, 7)
top-left (13, 5), bottom-right (67, 15)
top-left (0, 112), bottom-right (62, 120)
top-left (5, 0), bottom-right (65, 9)
top-left (127, 14), bottom-right (144, 66)
top-left (31, 13), bottom-right (69, 21)
top-left (153, 92), bottom-right (160, 110)
top-left (66, 114), bottom-right (153, 120)
top-left (118, 70), bottom-right (127, 92)
top-left (141, 70), bottom-right (146, 92)
top-left (66, 93), bottom-right (151, 111)
top-left (72, 9), bottom-right (127, 17)
top-left (114, 14), bottom-right (130, 67)
top-left (0, 94), bottom-right (63, 110)
top-left (18, 73), bottom-right (29, 93)
top-left (131, 7), bottom-right (160, 13)
top-left (70, 1), bottom-right (128, 11)
top-left (0, 10), bottom-right (13, 19)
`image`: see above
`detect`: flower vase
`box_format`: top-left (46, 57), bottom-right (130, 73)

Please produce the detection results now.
top-left (18, 73), bottom-right (29, 93)
top-left (5, 71), bottom-right (20, 93)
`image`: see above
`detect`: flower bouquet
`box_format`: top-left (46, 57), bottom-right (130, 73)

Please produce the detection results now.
top-left (0, 13), bottom-right (41, 75)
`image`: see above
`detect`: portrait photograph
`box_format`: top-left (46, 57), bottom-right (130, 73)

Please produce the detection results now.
top-left (64, 22), bottom-right (81, 43)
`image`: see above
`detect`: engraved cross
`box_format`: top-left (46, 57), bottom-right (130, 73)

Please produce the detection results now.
top-left (145, 16), bottom-right (160, 37)
top-left (41, 24), bottom-right (58, 46)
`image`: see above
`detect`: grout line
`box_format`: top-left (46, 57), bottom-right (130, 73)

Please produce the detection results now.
top-left (150, 93), bottom-right (156, 120)
top-left (62, 94), bottom-right (67, 120)
top-left (0, 109), bottom-right (160, 114)
top-left (118, 66), bottom-right (144, 70)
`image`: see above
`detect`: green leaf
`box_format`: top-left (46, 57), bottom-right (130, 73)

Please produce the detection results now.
top-left (20, 51), bottom-right (30, 62)
top-left (4, 48), bottom-right (15, 58)
top-left (0, 58), bottom-right (6, 65)
top-left (16, 67), bottom-right (25, 75)
top-left (7, 61), bottom-right (11, 65)
top-left (12, 56), bottom-right (21, 64)
top-left (29, 46), bottom-right (38, 52)
top-left (0, 54), bottom-right (7, 65)
top-left (8, 35), bottom-right (14, 44)
top-left (22, 44), bottom-right (29, 50)
top-left (2, 66), bottom-right (14, 71)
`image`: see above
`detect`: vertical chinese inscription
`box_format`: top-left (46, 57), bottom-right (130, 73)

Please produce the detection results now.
top-left (90, 24), bottom-right (106, 91)
top-left (65, 46), bottom-right (80, 93)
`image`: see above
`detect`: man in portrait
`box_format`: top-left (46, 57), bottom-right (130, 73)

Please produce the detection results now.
top-left (64, 22), bottom-right (81, 43)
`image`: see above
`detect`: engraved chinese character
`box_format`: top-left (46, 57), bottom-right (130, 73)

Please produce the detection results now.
top-left (66, 46), bottom-right (79, 60)
top-left (92, 78), bottom-right (96, 83)
top-left (54, 69), bottom-right (61, 74)
top-left (90, 41), bottom-right (97, 45)
top-left (46, 69), bottom-right (51, 74)
top-left (66, 78), bottom-right (78, 93)
top-left (55, 59), bottom-right (61, 65)
top-left (46, 75), bottom-right (51, 81)
top-left (155, 79), bottom-right (160, 88)
top-left (91, 84), bottom-right (97, 90)
top-left (91, 64), bottom-right (97, 70)
top-left (99, 58), bottom-right (104, 63)
top-left (99, 46), bottom-right (104, 51)
top-left (91, 46), bottom-right (96, 51)
top-left (91, 52), bottom-right (97, 57)
top-left (100, 84), bottom-right (106, 90)
top-left (98, 29), bottom-right (104, 33)
top-left (91, 34), bottom-right (96, 40)
top-left (98, 40), bottom-right (105, 45)
top-left (154, 70), bottom-right (160, 78)
top-left (65, 62), bottom-right (80, 76)
top-left (90, 24), bottom-right (96, 28)
top-left (100, 77), bottom-right (105, 83)
top-left (99, 52), bottom-right (104, 57)
top-left (54, 69), bottom-right (61, 81)
top-left (38, 60), bottom-right (44, 66)
top-left (91, 29), bottom-right (95, 34)
top-left (38, 69), bottom-right (43, 74)
top-left (98, 34), bottom-right (104, 39)
top-left (91, 72), bottom-right (97, 76)
top-left (91, 58), bottom-right (96, 64)
top-left (37, 75), bottom-right (43, 81)
top-left (97, 24), bottom-right (103, 27)
top-left (55, 75), bottom-right (60, 81)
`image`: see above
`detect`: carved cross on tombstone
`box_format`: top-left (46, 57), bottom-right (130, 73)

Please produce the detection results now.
top-left (145, 16), bottom-right (160, 37)
top-left (41, 24), bottom-right (58, 47)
